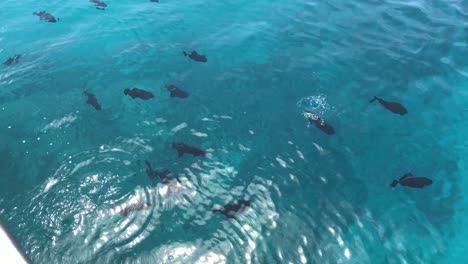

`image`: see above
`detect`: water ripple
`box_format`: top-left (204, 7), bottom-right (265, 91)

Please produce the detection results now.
top-left (0, 0), bottom-right (467, 263)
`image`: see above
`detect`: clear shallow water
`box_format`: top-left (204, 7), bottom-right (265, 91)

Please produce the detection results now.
top-left (1, 0), bottom-right (468, 263)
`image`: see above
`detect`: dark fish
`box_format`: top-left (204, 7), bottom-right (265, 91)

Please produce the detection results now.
top-left (84, 91), bottom-right (101, 111)
top-left (308, 116), bottom-right (335, 135)
top-left (33, 11), bottom-right (58, 23)
top-left (212, 200), bottom-right (250, 218)
top-left (150, 0), bottom-right (159, 2)
top-left (370, 96), bottom-right (407, 115)
top-left (124, 88), bottom-right (154, 100)
top-left (165, 84), bottom-right (189, 98)
top-left (90, 0), bottom-right (107, 9)
top-left (144, 160), bottom-right (178, 184)
top-left (118, 202), bottom-right (151, 216)
top-left (3, 54), bottom-right (21, 66)
top-left (304, 111), bottom-right (334, 135)
top-left (183, 50), bottom-right (207, 62)
top-left (172, 142), bottom-right (206, 157)
top-left (155, 169), bottom-right (173, 183)
top-left (390, 173), bottom-right (432, 189)
top-left (145, 160), bottom-right (155, 178)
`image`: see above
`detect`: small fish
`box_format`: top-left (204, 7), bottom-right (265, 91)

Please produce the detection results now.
top-left (33, 11), bottom-right (58, 23)
top-left (144, 160), bottom-right (178, 183)
top-left (84, 91), bottom-right (101, 111)
top-left (370, 96), bottom-right (407, 115)
top-left (118, 202), bottom-right (151, 216)
top-left (183, 50), bottom-right (207, 62)
top-left (90, 0), bottom-right (107, 9)
top-left (165, 84), bottom-right (189, 98)
top-left (212, 199), bottom-right (250, 218)
top-left (124, 88), bottom-right (154, 100)
top-left (304, 111), bottom-right (334, 135)
top-left (3, 54), bottom-right (21, 66)
top-left (150, 0), bottom-right (159, 2)
top-left (172, 142), bottom-right (206, 157)
top-left (390, 173), bottom-right (432, 189)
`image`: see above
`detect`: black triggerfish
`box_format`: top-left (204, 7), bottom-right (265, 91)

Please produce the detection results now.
top-left (144, 160), bottom-right (178, 184)
top-left (118, 202), bottom-right (151, 216)
top-left (84, 91), bottom-right (101, 111)
top-left (370, 96), bottom-right (407, 115)
top-left (90, 0), bottom-right (107, 9)
top-left (212, 199), bottom-right (250, 218)
top-left (33, 11), bottom-right (58, 23)
top-left (172, 142), bottom-right (206, 157)
top-left (165, 84), bottom-right (189, 98)
top-left (3, 54), bottom-right (21, 66)
top-left (183, 50), bottom-right (207, 62)
top-left (124, 88), bottom-right (154, 100)
top-left (390, 173), bottom-right (432, 189)
top-left (304, 110), bottom-right (335, 135)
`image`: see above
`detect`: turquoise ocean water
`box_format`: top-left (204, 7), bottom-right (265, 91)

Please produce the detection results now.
top-left (1, 0), bottom-right (468, 263)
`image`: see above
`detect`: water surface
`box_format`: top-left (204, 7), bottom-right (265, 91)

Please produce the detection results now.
top-left (1, 0), bottom-right (468, 263)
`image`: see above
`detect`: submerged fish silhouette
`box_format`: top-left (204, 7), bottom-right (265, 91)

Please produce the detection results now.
top-left (183, 50), bottom-right (207, 62)
top-left (212, 200), bottom-right (250, 218)
top-left (304, 111), bottom-right (334, 135)
top-left (150, 0), bottom-right (159, 2)
top-left (172, 142), bottom-right (206, 157)
top-left (118, 202), bottom-right (151, 216)
top-left (145, 160), bottom-right (156, 178)
top-left (90, 0), bottom-right (107, 9)
top-left (84, 91), bottom-right (101, 111)
top-left (390, 173), bottom-right (432, 189)
top-left (33, 11), bottom-right (58, 23)
top-left (3, 54), bottom-right (21, 66)
top-left (370, 96), bottom-right (407, 115)
top-left (124, 88), bottom-right (154, 100)
top-left (144, 160), bottom-right (178, 184)
top-left (165, 84), bottom-right (189, 98)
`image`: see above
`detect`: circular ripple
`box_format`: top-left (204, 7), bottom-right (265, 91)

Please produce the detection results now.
top-left (18, 138), bottom-right (161, 263)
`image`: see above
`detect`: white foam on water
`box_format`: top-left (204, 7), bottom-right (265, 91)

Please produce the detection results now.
top-left (42, 113), bottom-right (77, 131)
top-left (344, 248), bottom-right (351, 259)
top-left (239, 144), bottom-right (250, 152)
top-left (123, 137), bottom-right (153, 153)
top-left (70, 157), bottom-right (94, 175)
top-left (276, 157), bottom-right (287, 168)
top-left (43, 178), bottom-right (58, 193)
top-left (213, 115), bottom-right (233, 120)
top-left (171, 122), bottom-right (188, 133)
top-left (313, 143), bottom-right (330, 156)
top-left (192, 131), bottom-right (208, 137)
top-left (296, 150), bottom-right (305, 160)
top-left (196, 251), bottom-right (227, 264)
